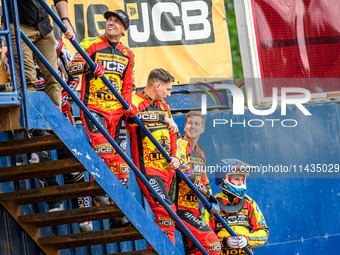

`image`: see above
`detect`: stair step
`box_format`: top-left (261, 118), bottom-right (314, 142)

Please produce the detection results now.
top-left (18, 204), bottom-right (124, 227)
top-left (38, 226), bottom-right (143, 250)
top-left (109, 249), bottom-right (157, 255)
top-left (0, 181), bottom-right (105, 205)
top-left (0, 157), bottom-right (85, 183)
top-left (0, 134), bottom-right (66, 157)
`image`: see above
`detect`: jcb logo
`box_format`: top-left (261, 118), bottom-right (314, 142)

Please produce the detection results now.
top-left (138, 113), bottom-right (158, 121)
top-left (158, 217), bottom-right (174, 226)
top-left (120, 164), bottom-right (129, 174)
top-left (126, 0), bottom-right (214, 47)
top-left (94, 144), bottom-right (112, 154)
top-left (194, 180), bottom-right (207, 194)
top-left (69, 64), bottom-right (83, 73)
top-left (98, 60), bottom-right (125, 74)
top-left (209, 241), bottom-right (221, 252)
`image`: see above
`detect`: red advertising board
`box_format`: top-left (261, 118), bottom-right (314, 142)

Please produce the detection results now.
top-left (252, 0), bottom-right (340, 97)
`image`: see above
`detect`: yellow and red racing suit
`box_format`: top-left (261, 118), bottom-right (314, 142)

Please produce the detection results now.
top-left (126, 91), bottom-right (177, 244)
top-left (176, 136), bottom-right (212, 214)
top-left (176, 136), bottom-right (221, 254)
top-left (202, 192), bottom-right (269, 254)
top-left (69, 36), bottom-right (135, 184)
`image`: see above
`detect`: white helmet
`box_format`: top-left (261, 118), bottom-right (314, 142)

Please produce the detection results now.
top-left (216, 159), bottom-right (252, 199)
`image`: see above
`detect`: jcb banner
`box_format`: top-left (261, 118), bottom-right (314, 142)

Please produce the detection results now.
top-left (47, 0), bottom-right (232, 87)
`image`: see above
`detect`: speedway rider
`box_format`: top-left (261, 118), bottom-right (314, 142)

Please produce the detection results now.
top-left (69, 9), bottom-right (136, 213)
top-left (126, 68), bottom-right (180, 244)
top-left (176, 111), bottom-right (221, 254)
top-left (202, 159), bottom-right (269, 254)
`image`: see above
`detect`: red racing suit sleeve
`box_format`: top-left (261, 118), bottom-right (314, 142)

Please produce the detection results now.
top-left (166, 105), bottom-right (177, 158)
top-left (120, 50), bottom-right (135, 106)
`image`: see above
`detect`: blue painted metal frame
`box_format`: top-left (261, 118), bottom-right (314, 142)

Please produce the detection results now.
top-left (1, 0), bottom-right (18, 92)
top-left (0, 92), bottom-right (21, 106)
top-left (0, 0), bottom-right (22, 106)
top-left (4, 0), bottom-right (29, 127)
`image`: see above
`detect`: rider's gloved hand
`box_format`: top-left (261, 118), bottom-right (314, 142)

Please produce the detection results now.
top-left (93, 63), bottom-right (105, 77)
top-left (238, 236), bottom-right (248, 248)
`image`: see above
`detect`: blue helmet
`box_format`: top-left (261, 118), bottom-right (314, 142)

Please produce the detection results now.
top-left (215, 159), bottom-right (252, 199)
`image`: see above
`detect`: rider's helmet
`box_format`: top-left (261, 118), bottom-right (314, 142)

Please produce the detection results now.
top-left (215, 159), bottom-right (253, 199)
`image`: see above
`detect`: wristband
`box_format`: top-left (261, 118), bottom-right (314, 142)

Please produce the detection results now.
top-left (61, 17), bottom-right (70, 23)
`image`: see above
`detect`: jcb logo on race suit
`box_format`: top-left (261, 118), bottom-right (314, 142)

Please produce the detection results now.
top-left (138, 113), bottom-right (158, 121)
top-left (209, 241), bottom-right (221, 252)
top-left (94, 143), bottom-right (112, 154)
top-left (126, 0), bottom-right (214, 47)
top-left (158, 217), bottom-right (174, 226)
top-left (69, 64), bottom-right (84, 73)
top-left (95, 53), bottom-right (128, 75)
top-left (99, 60), bottom-right (125, 74)
top-left (194, 179), bottom-right (207, 194)
top-left (120, 164), bottom-right (129, 174)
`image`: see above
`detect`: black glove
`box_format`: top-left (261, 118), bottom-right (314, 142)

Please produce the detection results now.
top-left (222, 237), bottom-right (229, 249)
top-left (208, 195), bottom-right (218, 205)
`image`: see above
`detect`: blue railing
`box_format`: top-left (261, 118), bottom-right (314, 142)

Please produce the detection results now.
top-left (1, 0), bottom-right (29, 127)
top-left (5, 0), bottom-right (253, 254)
